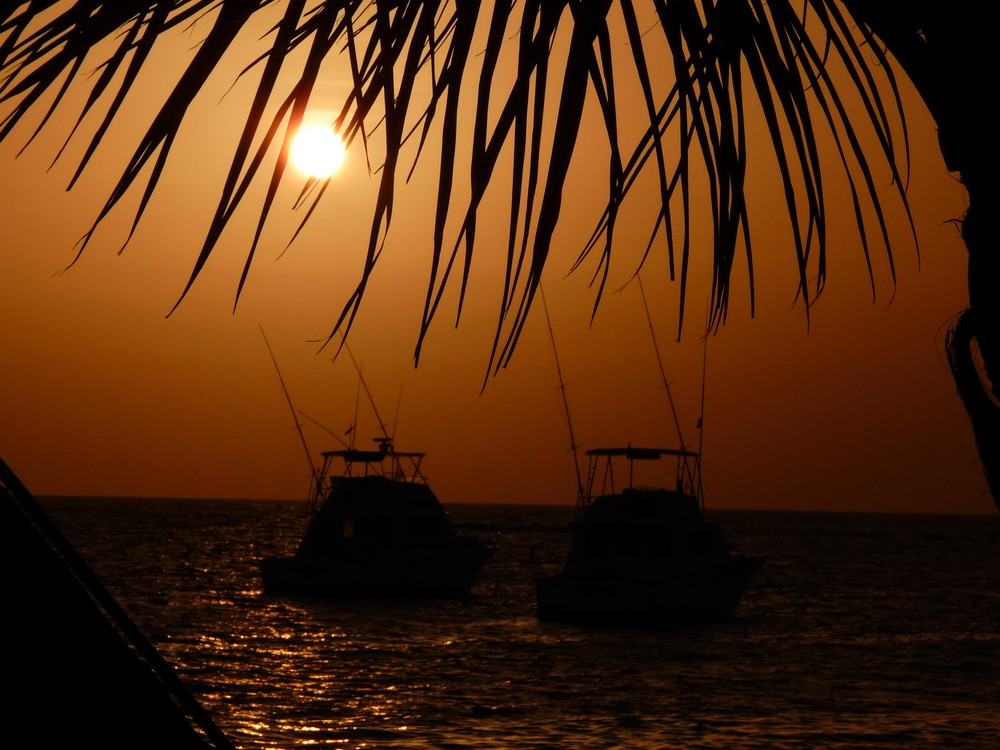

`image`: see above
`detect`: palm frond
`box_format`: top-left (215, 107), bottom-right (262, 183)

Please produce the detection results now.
top-left (1, 0), bottom-right (911, 368)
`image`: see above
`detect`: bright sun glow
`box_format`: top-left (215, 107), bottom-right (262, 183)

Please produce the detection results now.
top-left (290, 125), bottom-right (346, 177)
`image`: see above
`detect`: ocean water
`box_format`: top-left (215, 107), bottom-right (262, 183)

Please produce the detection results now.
top-left (40, 497), bottom-right (1000, 749)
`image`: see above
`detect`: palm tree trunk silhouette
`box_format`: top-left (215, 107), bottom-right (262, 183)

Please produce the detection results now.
top-left (841, 1), bottom-right (1000, 505)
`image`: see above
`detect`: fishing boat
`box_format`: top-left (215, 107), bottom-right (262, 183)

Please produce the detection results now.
top-left (535, 445), bottom-right (764, 621)
top-left (261, 436), bottom-right (490, 597)
top-left (258, 328), bottom-right (489, 598)
top-left (534, 280), bottom-right (764, 622)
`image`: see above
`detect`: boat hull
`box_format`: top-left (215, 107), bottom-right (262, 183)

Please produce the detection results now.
top-left (261, 537), bottom-right (489, 598)
top-left (535, 555), bottom-right (764, 621)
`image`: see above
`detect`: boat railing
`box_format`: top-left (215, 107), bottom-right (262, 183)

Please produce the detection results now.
top-left (305, 441), bottom-right (429, 513)
top-left (319, 438), bottom-right (427, 482)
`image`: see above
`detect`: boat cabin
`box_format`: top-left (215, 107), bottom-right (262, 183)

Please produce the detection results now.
top-left (296, 438), bottom-right (457, 559)
top-left (560, 446), bottom-right (726, 576)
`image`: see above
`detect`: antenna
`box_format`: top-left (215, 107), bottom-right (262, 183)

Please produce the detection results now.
top-left (541, 286), bottom-right (585, 506)
top-left (260, 325), bottom-right (319, 490)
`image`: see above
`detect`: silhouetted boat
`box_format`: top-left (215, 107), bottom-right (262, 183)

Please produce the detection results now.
top-left (535, 446), bottom-right (764, 621)
top-left (261, 437), bottom-right (490, 597)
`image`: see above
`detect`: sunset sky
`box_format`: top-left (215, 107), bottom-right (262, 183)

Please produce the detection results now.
top-left (1, 6), bottom-right (990, 515)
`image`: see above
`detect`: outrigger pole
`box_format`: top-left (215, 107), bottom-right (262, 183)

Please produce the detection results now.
top-left (540, 286), bottom-right (585, 508)
top-left (260, 325), bottom-right (319, 491)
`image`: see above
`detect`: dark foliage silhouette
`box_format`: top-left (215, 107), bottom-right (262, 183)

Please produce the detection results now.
top-left (2, 1), bottom-right (996, 508)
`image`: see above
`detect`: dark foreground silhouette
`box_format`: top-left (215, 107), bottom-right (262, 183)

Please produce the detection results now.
top-left (1, 456), bottom-right (234, 750)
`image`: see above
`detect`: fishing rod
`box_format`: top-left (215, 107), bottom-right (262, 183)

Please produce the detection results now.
top-left (350, 361), bottom-right (363, 450)
top-left (260, 325), bottom-right (319, 489)
top-left (637, 275), bottom-right (700, 501)
top-left (638, 274), bottom-right (687, 453)
top-left (338, 333), bottom-right (392, 443)
top-left (540, 286), bottom-right (586, 508)
top-left (696, 307), bottom-right (709, 508)
top-left (298, 411), bottom-right (351, 449)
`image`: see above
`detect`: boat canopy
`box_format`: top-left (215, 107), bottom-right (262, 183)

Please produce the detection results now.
top-left (322, 448), bottom-right (427, 464)
top-left (582, 444), bottom-right (702, 512)
top-left (585, 447), bottom-right (699, 460)
top-left (317, 437), bottom-right (427, 485)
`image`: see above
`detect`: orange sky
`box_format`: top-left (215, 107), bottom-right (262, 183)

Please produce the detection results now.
top-left (0, 7), bottom-right (990, 514)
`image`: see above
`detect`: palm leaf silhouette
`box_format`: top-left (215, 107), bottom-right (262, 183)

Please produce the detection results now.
top-left (0, 1), bottom-right (910, 358)
top-left (5, 3), bottom-right (997, 505)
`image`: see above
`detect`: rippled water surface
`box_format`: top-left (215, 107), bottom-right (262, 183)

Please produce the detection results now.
top-left (42, 498), bottom-right (1000, 749)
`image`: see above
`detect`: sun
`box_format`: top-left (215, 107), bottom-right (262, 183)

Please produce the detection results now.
top-left (290, 125), bottom-right (346, 178)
